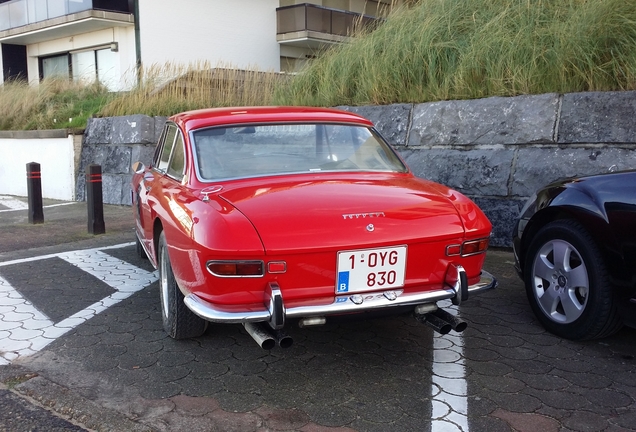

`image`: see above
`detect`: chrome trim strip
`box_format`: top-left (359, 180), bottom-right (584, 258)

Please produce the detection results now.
top-left (184, 271), bottom-right (497, 324)
top-left (467, 270), bottom-right (497, 294)
top-left (184, 295), bottom-right (271, 323)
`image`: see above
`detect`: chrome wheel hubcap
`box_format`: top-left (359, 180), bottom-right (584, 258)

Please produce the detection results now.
top-left (531, 239), bottom-right (589, 324)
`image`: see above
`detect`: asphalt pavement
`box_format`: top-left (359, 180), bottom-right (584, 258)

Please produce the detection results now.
top-left (0, 196), bottom-right (634, 432)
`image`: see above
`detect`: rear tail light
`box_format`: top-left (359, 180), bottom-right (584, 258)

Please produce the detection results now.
top-left (461, 238), bottom-right (489, 256)
top-left (446, 238), bottom-right (489, 257)
top-left (206, 261), bottom-right (264, 277)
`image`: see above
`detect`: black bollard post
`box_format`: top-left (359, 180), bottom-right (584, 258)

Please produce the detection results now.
top-left (86, 164), bottom-right (105, 235)
top-left (26, 162), bottom-right (44, 224)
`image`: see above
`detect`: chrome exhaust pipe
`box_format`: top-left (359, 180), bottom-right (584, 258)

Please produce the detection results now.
top-left (416, 312), bottom-right (452, 335)
top-left (432, 308), bottom-right (467, 333)
top-left (274, 329), bottom-right (293, 349)
top-left (243, 322), bottom-right (276, 350)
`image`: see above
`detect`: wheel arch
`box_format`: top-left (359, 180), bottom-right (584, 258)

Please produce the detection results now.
top-left (521, 205), bottom-right (622, 285)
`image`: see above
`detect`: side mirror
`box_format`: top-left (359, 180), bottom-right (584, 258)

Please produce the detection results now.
top-left (132, 161), bottom-right (146, 174)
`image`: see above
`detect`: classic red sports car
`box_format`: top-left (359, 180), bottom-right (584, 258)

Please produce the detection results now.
top-left (131, 107), bottom-right (496, 348)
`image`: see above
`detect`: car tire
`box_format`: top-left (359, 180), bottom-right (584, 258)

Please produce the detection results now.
top-left (524, 219), bottom-right (622, 340)
top-left (158, 232), bottom-right (207, 339)
top-left (135, 235), bottom-right (147, 259)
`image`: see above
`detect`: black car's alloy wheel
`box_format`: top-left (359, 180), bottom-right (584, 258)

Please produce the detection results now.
top-left (158, 232), bottom-right (207, 339)
top-left (524, 220), bottom-right (622, 340)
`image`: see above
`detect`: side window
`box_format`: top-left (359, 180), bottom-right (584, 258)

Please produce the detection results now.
top-left (157, 125), bottom-right (177, 172)
top-left (167, 133), bottom-right (185, 180)
top-left (152, 125), bottom-right (168, 167)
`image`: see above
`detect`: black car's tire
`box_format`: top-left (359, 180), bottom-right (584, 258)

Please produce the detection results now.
top-left (158, 232), bottom-right (207, 339)
top-left (524, 219), bottom-right (622, 340)
top-left (135, 235), bottom-right (147, 259)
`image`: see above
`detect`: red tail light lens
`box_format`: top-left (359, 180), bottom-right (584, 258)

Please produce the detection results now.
top-left (207, 261), bottom-right (264, 277)
top-left (446, 239), bottom-right (490, 257)
top-left (461, 238), bottom-right (489, 256)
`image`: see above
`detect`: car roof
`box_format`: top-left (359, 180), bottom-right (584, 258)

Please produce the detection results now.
top-left (170, 106), bottom-right (375, 132)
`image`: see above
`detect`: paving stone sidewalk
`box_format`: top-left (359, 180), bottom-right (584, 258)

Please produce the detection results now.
top-left (0, 197), bottom-right (634, 432)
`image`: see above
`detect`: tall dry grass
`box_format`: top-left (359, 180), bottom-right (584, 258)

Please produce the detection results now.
top-left (0, 78), bottom-right (111, 130)
top-left (274, 0), bottom-right (636, 106)
top-left (99, 62), bottom-right (284, 117)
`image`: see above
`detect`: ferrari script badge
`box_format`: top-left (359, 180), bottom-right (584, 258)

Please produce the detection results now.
top-left (342, 212), bottom-right (385, 219)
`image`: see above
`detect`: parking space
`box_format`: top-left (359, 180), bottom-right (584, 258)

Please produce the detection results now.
top-left (0, 244), bottom-right (156, 365)
top-left (0, 201), bottom-right (633, 431)
top-left (0, 235), bottom-right (634, 431)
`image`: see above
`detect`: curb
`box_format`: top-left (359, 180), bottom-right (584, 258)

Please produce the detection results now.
top-left (0, 364), bottom-right (151, 432)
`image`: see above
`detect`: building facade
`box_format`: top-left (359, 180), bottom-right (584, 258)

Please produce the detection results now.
top-left (0, 0), bottom-right (397, 91)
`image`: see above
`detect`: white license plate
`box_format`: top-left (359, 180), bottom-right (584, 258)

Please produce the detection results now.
top-left (336, 246), bottom-right (407, 294)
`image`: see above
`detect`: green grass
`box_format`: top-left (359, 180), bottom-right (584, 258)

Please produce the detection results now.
top-left (274, 0), bottom-right (636, 106)
top-left (2, 0), bottom-right (636, 130)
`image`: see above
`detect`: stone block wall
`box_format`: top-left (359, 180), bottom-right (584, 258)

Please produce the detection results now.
top-left (76, 115), bottom-right (166, 205)
top-left (342, 91), bottom-right (636, 246)
top-left (77, 91), bottom-right (636, 247)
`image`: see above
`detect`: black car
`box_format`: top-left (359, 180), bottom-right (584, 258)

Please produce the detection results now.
top-left (513, 170), bottom-right (636, 340)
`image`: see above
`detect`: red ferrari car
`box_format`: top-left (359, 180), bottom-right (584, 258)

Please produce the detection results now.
top-left (131, 107), bottom-right (496, 348)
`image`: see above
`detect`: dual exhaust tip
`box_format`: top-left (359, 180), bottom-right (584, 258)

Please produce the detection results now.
top-left (244, 305), bottom-right (466, 349)
top-left (243, 322), bottom-right (293, 350)
top-left (416, 307), bottom-right (467, 335)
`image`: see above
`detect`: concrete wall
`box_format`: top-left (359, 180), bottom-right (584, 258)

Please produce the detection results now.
top-left (137, 0), bottom-right (280, 72)
top-left (0, 130), bottom-right (78, 200)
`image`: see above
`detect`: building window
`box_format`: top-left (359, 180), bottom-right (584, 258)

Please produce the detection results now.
top-left (41, 54), bottom-right (70, 79)
top-left (40, 47), bottom-right (118, 90)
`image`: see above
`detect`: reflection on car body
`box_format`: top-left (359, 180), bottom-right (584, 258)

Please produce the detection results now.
top-left (131, 106), bottom-right (496, 348)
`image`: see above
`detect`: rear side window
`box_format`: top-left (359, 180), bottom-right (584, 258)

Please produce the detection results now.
top-left (157, 125), bottom-right (177, 172)
top-left (167, 133), bottom-right (185, 180)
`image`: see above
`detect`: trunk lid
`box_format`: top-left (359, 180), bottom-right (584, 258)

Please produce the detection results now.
top-left (218, 174), bottom-right (465, 254)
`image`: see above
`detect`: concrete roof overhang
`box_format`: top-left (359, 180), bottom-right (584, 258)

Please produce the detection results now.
top-left (0, 10), bottom-right (134, 45)
top-left (277, 30), bottom-right (348, 50)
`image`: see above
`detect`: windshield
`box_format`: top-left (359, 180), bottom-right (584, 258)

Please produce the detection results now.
top-left (191, 123), bottom-right (407, 181)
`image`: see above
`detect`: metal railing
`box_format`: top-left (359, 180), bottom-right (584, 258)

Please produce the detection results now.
top-left (276, 3), bottom-right (380, 37)
top-left (0, 0), bottom-right (131, 32)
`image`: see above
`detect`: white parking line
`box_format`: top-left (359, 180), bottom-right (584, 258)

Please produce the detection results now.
top-left (431, 301), bottom-right (469, 432)
top-left (0, 244), bottom-right (157, 364)
top-left (0, 195), bottom-right (28, 211)
top-left (0, 195), bottom-right (79, 213)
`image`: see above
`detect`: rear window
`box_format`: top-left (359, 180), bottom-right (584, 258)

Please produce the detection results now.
top-left (191, 123), bottom-right (406, 181)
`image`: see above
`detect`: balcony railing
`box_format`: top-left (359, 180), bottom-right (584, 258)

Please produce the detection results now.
top-left (276, 3), bottom-right (380, 37)
top-left (0, 0), bottom-right (131, 32)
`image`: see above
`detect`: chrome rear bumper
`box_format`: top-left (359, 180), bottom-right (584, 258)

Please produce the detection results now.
top-left (184, 269), bottom-right (497, 327)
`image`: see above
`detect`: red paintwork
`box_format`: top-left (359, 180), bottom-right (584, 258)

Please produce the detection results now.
top-left (132, 106), bottom-right (492, 311)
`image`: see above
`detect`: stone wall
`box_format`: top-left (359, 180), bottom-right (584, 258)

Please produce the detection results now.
top-left (76, 115), bottom-right (166, 205)
top-left (77, 91), bottom-right (636, 247)
top-left (341, 91), bottom-right (636, 247)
